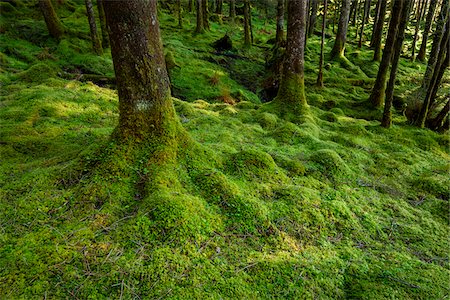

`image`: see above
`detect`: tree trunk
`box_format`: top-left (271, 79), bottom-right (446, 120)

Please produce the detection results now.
top-left (410, 0), bottom-right (426, 60)
top-left (229, 0), bottom-right (236, 23)
top-left (350, 0), bottom-right (359, 26)
top-left (371, 0), bottom-right (387, 61)
top-left (330, 0), bottom-right (351, 59)
top-left (358, 0), bottom-right (370, 48)
top-left (39, 0), bottom-right (65, 39)
top-left (274, 0), bottom-right (308, 115)
top-left (381, 0), bottom-right (412, 128)
top-left (275, 0), bottom-right (285, 46)
top-left (368, 0), bottom-right (404, 108)
top-left (177, 0), bottom-right (183, 28)
top-left (243, 0), bottom-right (251, 47)
top-left (415, 0), bottom-right (448, 127)
top-left (85, 0), bottom-right (102, 55)
top-left (215, 0), bottom-right (223, 14)
top-left (196, 0), bottom-right (205, 33)
top-left (428, 98), bottom-right (450, 131)
top-left (97, 0), bottom-right (109, 48)
top-left (417, 0), bottom-right (438, 61)
top-left (428, 44), bottom-right (449, 110)
top-left (188, 0), bottom-right (193, 12)
top-left (308, 0), bottom-right (318, 37)
top-left (202, 0), bottom-right (210, 30)
top-left (103, 0), bottom-right (177, 141)
top-left (317, 0), bottom-right (327, 87)
top-left (370, 0), bottom-right (382, 44)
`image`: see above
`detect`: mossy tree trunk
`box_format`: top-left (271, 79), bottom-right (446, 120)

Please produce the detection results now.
top-left (308, 0), bottom-right (318, 37)
top-left (368, 0), bottom-right (403, 108)
top-left (410, 0), bottom-right (426, 61)
top-left (428, 98), bottom-right (450, 131)
top-left (275, 0), bottom-right (285, 46)
top-left (371, 0), bottom-right (387, 61)
top-left (273, 0), bottom-right (308, 115)
top-left (103, 0), bottom-right (179, 142)
top-left (85, 0), bottom-right (102, 55)
top-left (229, 0), bottom-right (236, 23)
top-left (201, 0), bottom-right (210, 30)
top-left (330, 0), bottom-right (351, 59)
top-left (381, 0), bottom-right (412, 128)
top-left (196, 0), bottom-right (205, 33)
top-left (97, 0), bottom-right (109, 48)
top-left (243, 0), bottom-right (251, 47)
top-left (417, 0), bottom-right (438, 61)
top-left (39, 0), bottom-right (65, 39)
top-left (317, 0), bottom-right (327, 88)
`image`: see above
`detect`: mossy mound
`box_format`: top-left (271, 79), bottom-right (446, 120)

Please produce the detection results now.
top-left (309, 149), bottom-right (350, 179)
top-left (15, 63), bottom-right (58, 83)
top-left (256, 112), bottom-right (278, 129)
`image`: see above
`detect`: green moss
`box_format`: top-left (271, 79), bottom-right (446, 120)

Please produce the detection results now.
top-left (256, 112), bottom-right (278, 129)
top-left (309, 149), bottom-right (350, 179)
top-left (14, 63), bottom-right (59, 83)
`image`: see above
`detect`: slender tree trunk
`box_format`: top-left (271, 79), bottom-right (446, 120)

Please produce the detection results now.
top-left (368, 0), bottom-right (404, 107)
top-left (229, 0), bottom-right (236, 23)
top-left (428, 44), bottom-right (450, 109)
top-left (332, 0), bottom-right (340, 33)
top-left (371, 0), bottom-right (387, 60)
top-left (188, 0), bottom-right (193, 12)
top-left (85, 0), bottom-right (102, 55)
top-left (103, 0), bottom-right (177, 141)
top-left (381, 0), bottom-right (412, 128)
top-left (358, 0), bottom-right (370, 47)
top-left (416, 0), bottom-right (448, 126)
top-left (243, 0), bottom-right (251, 47)
top-left (308, 0), bottom-right (318, 37)
top-left (177, 0), bottom-right (183, 28)
top-left (275, 0), bottom-right (285, 46)
top-left (39, 0), bottom-right (65, 39)
top-left (330, 0), bottom-right (351, 59)
top-left (202, 0), bottom-right (210, 30)
top-left (274, 0), bottom-right (308, 115)
top-left (216, 0), bottom-right (223, 14)
top-left (350, 0), bottom-right (359, 26)
top-left (317, 0), bottom-right (327, 87)
top-left (371, 0), bottom-right (382, 44)
top-left (97, 0), bottom-right (109, 48)
top-left (428, 98), bottom-right (450, 130)
top-left (411, 0), bottom-right (426, 60)
top-left (417, 0), bottom-right (438, 61)
top-left (196, 0), bottom-right (205, 33)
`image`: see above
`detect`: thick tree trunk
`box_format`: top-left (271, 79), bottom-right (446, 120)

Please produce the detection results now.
top-left (85, 0), bottom-right (102, 55)
top-left (229, 0), bottom-right (236, 23)
top-left (317, 0), bottom-right (327, 88)
top-left (417, 0), bottom-right (438, 61)
top-left (274, 0), bottom-right (308, 114)
top-left (103, 0), bottom-right (177, 141)
top-left (275, 0), bottom-right (285, 46)
top-left (39, 0), bottom-right (65, 39)
top-left (368, 0), bottom-right (404, 107)
top-left (97, 0), bottom-right (109, 48)
top-left (196, 0), bottom-right (205, 33)
top-left (381, 0), bottom-right (412, 128)
top-left (371, 0), bottom-right (387, 61)
top-left (202, 0), bottom-right (210, 30)
top-left (308, 0), bottom-right (318, 37)
top-left (243, 0), bottom-right (251, 47)
top-left (330, 0), bottom-right (351, 59)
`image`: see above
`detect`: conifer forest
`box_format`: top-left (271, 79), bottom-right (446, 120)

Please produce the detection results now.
top-left (0, 0), bottom-right (449, 298)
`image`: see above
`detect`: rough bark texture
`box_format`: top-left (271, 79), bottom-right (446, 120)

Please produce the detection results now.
top-left (381, 0), bottom-right (412, 128)
top-left (308, 0), bottom-right (318, 37)
top-left (317, 0), bottom-right (327, 87)
top-left (39, 0), bottom-right (65, 39)
top-left (85, 0), bottom-right (102, 55)
top-left (196, 0), bottom-right (204, 33)
top-left (97, 0), bottom-right (109, 48)
top-left (368, 0), bottom-right (404, 107)
top-left (243, 0), bottom-right (251, 47)
top-left (371, 0), bottom-right (387, 61)
top-left (229, 0), bottom-right (236, 23)
top-left (417, 0), bottom-right (438, 61)
top-left (330, 0), bottom-right (351, 59)
top-left (201, 0), bottom-right (210, 30)
top-left (103, 0), bottom-right (177, 141)
top-left (274, 0), bottom-right (308, 113)
top-left (275, 0), bottom-right (285, 46)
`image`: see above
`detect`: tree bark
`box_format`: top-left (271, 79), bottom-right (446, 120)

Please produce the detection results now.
top-left (417, 0), bottom-right (438, 61)
top-left (275, 0), bottom-right (285, 46)
top-left (410, 0), bottom-right (426, 60)
top-left (428, 98), bottom-right (450, 131)
top-left (202, 0), bottom-right (210, 30)
top-left (368, 0), bottom-right (404, 107)
top-left (243, 0), bottom-right (251, 47)
top-left (196, 0), bottom-right (205, 33)
top-left (330, 0), bottom-right (351, 59)
top-left (188, 0), bottom-right (193, 12)
top-left (85, 0), bottom-right (102, 55)
top-left (103, 0), bottom-right (177, 141)
top-left (370, 0), bottom-right (382, 44)
top-left (177, 0), bottom-right (183, 28)
top-left (381, 0), bottom-right (412, 128)
top-left (317, 0), bottom-right (327, 87)
top-left (371, 0), bottom-right (387, 61)
top-left (274, 0), bottom-right (308, 114)
top-left (97, 0), bottom-right (109, 48)
top-left (215, 0), bottom-right (223, 14)
top-left (229, 0), bottom-right (236, 23)
top-left (358, 0), bottom-right (370, 48)
top-left (39, 0), bottom-right (65, 39)
top-left (308, 0), bottom-right (318, 37)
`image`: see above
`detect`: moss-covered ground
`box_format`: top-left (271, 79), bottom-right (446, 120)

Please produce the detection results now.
top-left (1, 1), bottom-right (449, 299)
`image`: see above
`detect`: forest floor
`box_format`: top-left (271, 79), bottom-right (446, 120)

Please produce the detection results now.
top-left (1, 2), bottom-right (449, 299)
